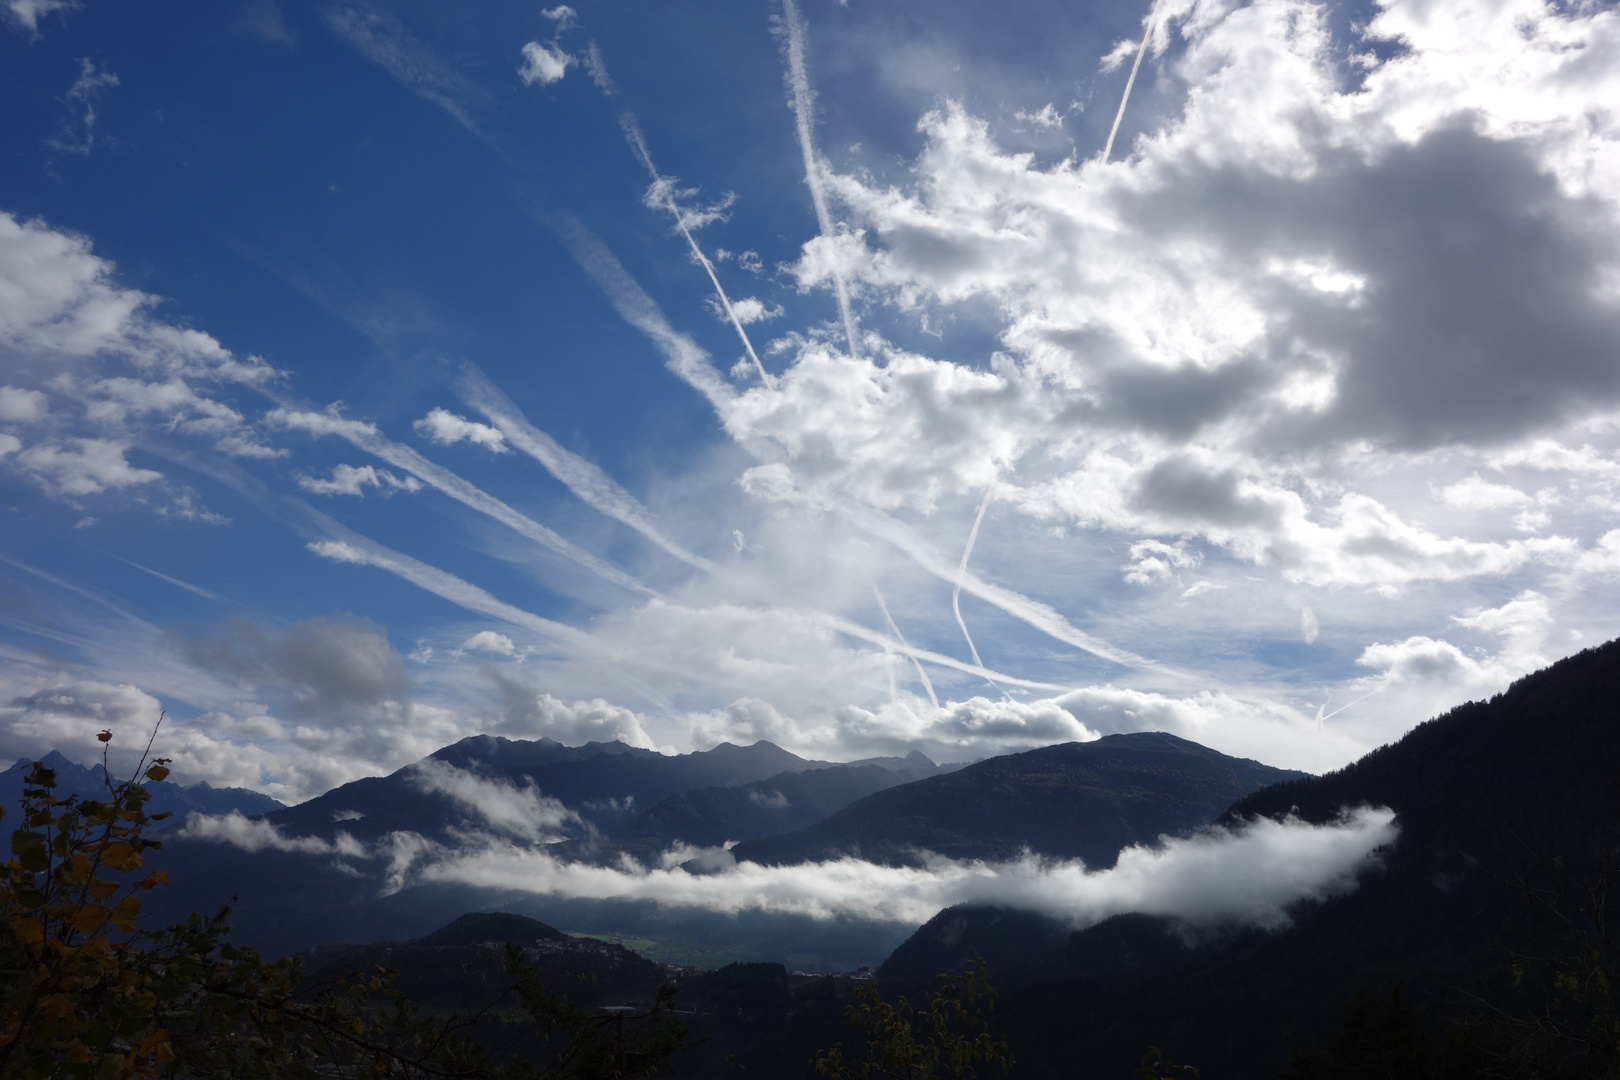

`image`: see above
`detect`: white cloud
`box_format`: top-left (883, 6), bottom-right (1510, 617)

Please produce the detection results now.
top-left (519, 41), bottom-right (573, 86)
top-left (710, 296), bottom-right (783, 326)
top-left (1013, 103), bottom-right (1063, 129)
top-left (183, 811), bottom-right (364, 856)
top-left (411, 806), bottom-right (1396, 929)
top-left (0, 212), bottom-right (273, 381)
top-left (12, 438), bottom-right (162, 496)
top-left (407, 758), bottom-right (582, 842)
top-left (1437, 474), bottom-right (1531, 511)
top-left (1125, 539), bottom-right (1201, 585)
top-left (324, 8), bottom-right (485, 131)
top-left (1350, 590), bottom-right (1554, 730)
top-left (0, 386), bottom-right (47, 421)
top-left (4, 0), bottom-right (77, 34)
top-left (457, 630), bottom-right (516, 657)
top-left (296, 463), bottom-right (423, 497)
top-left (413, 407), bottom-right (509, 452)
top-left (48, 58), bottom-right (118, 157)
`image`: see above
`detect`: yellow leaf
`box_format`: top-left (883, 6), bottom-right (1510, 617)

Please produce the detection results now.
top-left (88, 879), bottom-right (118, 901)
top-left (38, 993), bottom-right (75, 1020)
top-left (100, 843), bottom-right (143, 874)
top-left (143, 765), bottom-right (169, 783)
top-left (12, 918), bottom-right (43, 944)
top-left (71, 904), bottom-right (110, 934)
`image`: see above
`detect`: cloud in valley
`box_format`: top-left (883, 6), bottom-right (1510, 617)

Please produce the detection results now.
top-left (181, 786), bottom-right (1398, 930)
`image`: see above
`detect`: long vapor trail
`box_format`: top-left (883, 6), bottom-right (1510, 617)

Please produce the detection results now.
top-left (1101, 0), bottom-right (1165, 162)
top-left (620, 115), bottom-right (771, 384)
top-left (871, 583), bottom-right (940, 709)
top-left (268, 408), bottom-right (657, 599)
top-left (535, 208), bottom-right (736, 410)
top-left (458, 365), bottom-right (722, 577)
top-left (779, 0), bottom-right (860, 359)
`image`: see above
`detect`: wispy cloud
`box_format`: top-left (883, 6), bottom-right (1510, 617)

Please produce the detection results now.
top-left (323, 5), bottom-right (487, 132)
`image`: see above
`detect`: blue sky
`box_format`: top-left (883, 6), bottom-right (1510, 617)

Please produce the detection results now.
top-left (4, 0), bottom-right (1620, 802)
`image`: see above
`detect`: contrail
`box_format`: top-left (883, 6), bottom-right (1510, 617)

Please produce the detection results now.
top-left (871, 582), bottom-right (940, 709)
top-left (305, 536), bottom-right (589, 649)
top-left (779, 0), bottom-right (860, 359)
top-left (620, 115), bottom-right (771, 384)
top-left (953, 487), bottom-right (995, 673)
top-left (458, 365), bottom-right (722, 577)
top-left (820, 498), bottom-right (1162, 673)
top-left (268, 407), bottom-right (658, 599)
top-left (1101, 0), bottom-right (1165, 162)
top-left (532, 207), bottom-right (736, 411)
top-left (300, 528), bottom-right (680, 717)
top-left (105, 553), bottom-right (225, 602)
top-left (820, 613), bottom-right (1069, 692)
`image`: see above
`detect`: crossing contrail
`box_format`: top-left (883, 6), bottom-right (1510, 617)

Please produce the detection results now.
top-left (871, 582), bottom-right (940, 709)
top-left (620, 114), bottom-right (772, 385)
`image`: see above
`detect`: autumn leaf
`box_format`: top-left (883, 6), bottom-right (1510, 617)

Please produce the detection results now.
top-left (72, 903), bottom-right (111, 934)
top-left (100, 843), bottom-right (144, 874)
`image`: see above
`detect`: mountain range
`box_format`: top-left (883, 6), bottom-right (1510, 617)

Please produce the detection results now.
top-left (11, 638), bottom-right (1619, 1075)
top-left (0, 750), bottom-right (284, 821)
top-left (112, 729), bottom-right (1300, 968)
top-left (731, 732), bottom-right (1307, 867)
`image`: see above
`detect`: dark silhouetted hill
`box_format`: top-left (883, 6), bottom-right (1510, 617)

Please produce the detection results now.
top-left (883, 641), bottom-right (1620, 1078)
top-left (731, 731), bottom-right (1307, 868)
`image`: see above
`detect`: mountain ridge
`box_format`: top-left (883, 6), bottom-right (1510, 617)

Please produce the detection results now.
top-left (731, 731), bottom-right (1309, 868)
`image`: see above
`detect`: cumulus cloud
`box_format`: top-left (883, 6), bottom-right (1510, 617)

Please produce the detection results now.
top-left (488, 677), bottom-right (655, 747)
top-left (708, 296), bottom-right (783, 326)
top-left (413, 408), bottom-right (508, 452)
top-left (458, 630), bottom-right (517, 657)
top-left (519, 41), bottom-right (573, 86)
top-left (12, 438), bottom-right (162, 496)
top-left (664, 0), bottom-right (1620, 605)
top-left (0, 386), bottom-right (47, 421)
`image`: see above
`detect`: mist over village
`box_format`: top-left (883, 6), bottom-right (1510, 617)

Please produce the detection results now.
top-left (2, 0), bottom-right (1619, 1076)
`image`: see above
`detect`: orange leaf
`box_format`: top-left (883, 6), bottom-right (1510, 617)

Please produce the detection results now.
top-left (100, 843), bottom-right (143, 874)
top-left (12, 918), bottom-right (43, 944)
top-left (71, 904), bottom-right (110, 935)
